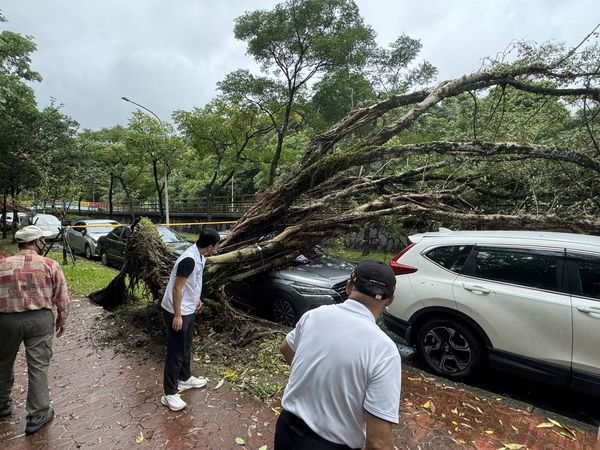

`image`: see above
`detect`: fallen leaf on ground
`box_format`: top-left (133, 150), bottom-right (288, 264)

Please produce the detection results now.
top-left (553, 429), bottom-right (577, 441)
top-left (136, 431), bottom-right (144, 444)
top-left (484, 430), bottom-right (494, 435)
top-left (214, 378), bottom-right (225, 389)
top-left (258, 446), bottom-right (268, 450)
top-left (538, 418), bottom-right (577, 440)
top-left (451, 408), bottom-right (458, 414)
top-left (499, 444), bottom-right (527, 450)
top-left (235, 437), bottom-right (246, 445)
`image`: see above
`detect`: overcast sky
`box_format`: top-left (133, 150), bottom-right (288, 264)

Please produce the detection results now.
top-left (2, 0), bottom-right (598, 130)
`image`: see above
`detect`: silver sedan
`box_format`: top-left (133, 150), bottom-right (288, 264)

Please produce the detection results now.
top-left (66, 219), bottom-right (120, 259)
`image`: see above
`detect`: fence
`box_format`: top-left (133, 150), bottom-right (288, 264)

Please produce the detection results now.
top-left (23, 195), bottom-right (256, 215)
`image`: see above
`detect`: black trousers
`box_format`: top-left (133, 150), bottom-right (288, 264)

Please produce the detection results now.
top-left (274, 410), bottom-right (359, 450)
top-left (162, 308), bottom-right (195, 395)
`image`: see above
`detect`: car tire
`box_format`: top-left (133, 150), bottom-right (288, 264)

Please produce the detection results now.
top-left (271, 294), bottom-right (306, 327)
top-left (416, 318), bottom-right (482, 379)
top-left (100, 250), bottom-right (110, 267)
top-left (84, 245), bottom-right (93, 259)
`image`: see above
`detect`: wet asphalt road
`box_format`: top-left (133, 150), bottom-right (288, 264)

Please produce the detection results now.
top-left (382, 325), bottom-right (600, 433)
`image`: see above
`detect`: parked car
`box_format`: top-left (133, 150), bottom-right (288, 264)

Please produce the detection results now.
top-left (383, 229), bottom-right (600, 395)
top-left (97, 224), bottom-right (190, 267)
top-left (65, 219), bottom-right (120, 259)
top-left (1, 211), bottom-right (26, 230)
top-left (21, 214), bottom-right (62, 241)
top-left (226, 248), bottom-right (354, 326)
top-left (157, 225), bottom-right (192, 254)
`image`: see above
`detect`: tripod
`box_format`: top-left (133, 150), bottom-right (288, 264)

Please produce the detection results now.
top-left (43, 227), bottom-right (76, 265)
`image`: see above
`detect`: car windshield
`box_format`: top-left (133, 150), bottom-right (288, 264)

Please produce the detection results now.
top-left (158, 227), bottom-right (186, 243)
top-left (87, 223), bottom-right (118, 234)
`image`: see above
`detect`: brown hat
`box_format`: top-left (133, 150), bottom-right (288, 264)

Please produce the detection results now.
top-left (351, 260), bottom-right (396, 300)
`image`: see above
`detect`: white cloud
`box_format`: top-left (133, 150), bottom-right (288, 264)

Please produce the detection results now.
top-left (2, 0), bottom-right (597, 129)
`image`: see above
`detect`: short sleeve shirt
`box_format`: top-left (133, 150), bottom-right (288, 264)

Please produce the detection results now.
top-left (0, 250), bottom-right (69, 319)
top-left (282, 300), bottom-right (401, 449)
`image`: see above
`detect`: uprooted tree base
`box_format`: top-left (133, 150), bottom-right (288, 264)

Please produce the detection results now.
top-left (90, 36), bottom-right (600, 343)
top-left (89, 218), bottom-right (287, 344)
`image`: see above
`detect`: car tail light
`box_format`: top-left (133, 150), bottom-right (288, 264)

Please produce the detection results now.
top-left (389, 243), bottom-right (418, 275)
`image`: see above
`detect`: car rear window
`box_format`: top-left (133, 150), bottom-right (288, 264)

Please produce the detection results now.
top-left (425, 245), bottom-right (472, 272)
top-left (473, 247), bottom-right (558, 291)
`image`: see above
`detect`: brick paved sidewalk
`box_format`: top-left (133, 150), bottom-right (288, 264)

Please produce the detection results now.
top-left (0, 295), bottom-right (598, 449)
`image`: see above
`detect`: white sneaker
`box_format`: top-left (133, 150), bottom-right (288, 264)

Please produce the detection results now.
top-left (161, 393), bottom-right (187, 411)
top-left (178, 376), bottom-right (208, 392)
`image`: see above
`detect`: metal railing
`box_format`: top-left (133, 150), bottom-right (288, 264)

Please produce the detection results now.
top-left (20, 196), bottom-right (255, 215)
top-left (97, 195), bottom-right (255, 214)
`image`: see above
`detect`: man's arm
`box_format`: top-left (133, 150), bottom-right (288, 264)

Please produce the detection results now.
top-left (280, 337), bottom-right (295, 365)
top-left (171, 276), bottom-right (187, 331)
top-left (52, 265), bottom-right (70, 338)
top-left (364, 411), bottom-right (394, 450)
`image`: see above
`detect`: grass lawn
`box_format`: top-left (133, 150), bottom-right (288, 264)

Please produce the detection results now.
top-left (46, 251), bottom-right (117, 297)
top-left (0, 236), bottom-right (18, 256)
top-left (179, 231), bottom-right (197, 243)
top-left (325, 246), bottom-right (395, 263)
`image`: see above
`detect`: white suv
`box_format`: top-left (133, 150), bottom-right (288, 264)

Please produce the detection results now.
top-left (383, 230), bottom-right (600, 396)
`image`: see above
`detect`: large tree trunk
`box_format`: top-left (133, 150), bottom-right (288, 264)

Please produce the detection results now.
top-left (152, 160), bottom-right (165, 222)
top-left (108, 175), bottom-right (114, 219)
top-left (1, 190), bottom-right (7, 240)
top-left (91, 40), bottom-right (600, 330)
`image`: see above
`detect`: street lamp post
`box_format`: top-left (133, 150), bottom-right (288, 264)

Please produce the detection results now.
top-left (121, 96), bottom-right (170, 224)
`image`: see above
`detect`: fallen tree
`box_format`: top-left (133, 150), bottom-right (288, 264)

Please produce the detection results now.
top-left (90, 35), bottom-right (600, 338)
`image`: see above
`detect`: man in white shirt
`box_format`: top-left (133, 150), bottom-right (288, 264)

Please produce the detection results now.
top-left (275, 260), bottom-right (401, 450)
top-left (160, 228), bottom-right (220, 411)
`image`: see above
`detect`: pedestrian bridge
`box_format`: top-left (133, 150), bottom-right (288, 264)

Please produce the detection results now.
top-left (35, 195), bottom-right (255, 224)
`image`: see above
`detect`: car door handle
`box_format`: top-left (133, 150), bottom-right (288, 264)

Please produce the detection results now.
top-left (576, 306), bottom-right (600, 318)
top-left (462, 284), bottom-right (491, 295)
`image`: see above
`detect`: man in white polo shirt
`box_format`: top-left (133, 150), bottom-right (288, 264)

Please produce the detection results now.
top-left (275, 260), bottom-right (401, 450)
top-left (160, 228), bottom-right (220, 411)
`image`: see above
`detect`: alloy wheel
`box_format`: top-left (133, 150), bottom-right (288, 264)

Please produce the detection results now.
top-left (272, 297), bottom-right (296, 326)
top-left (422, 326), bottom-right (472, 375)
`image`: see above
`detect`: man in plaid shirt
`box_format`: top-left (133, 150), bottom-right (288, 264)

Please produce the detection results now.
top-left (0, 225), bottom-right (69, 435)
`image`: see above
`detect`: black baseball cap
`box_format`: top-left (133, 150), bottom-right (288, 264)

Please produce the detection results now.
top-left (351, 260), bottom-right (396, 301)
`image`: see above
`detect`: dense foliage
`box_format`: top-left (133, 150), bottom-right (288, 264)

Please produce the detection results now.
top-left (1, 3), bottom-right (599, 246)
